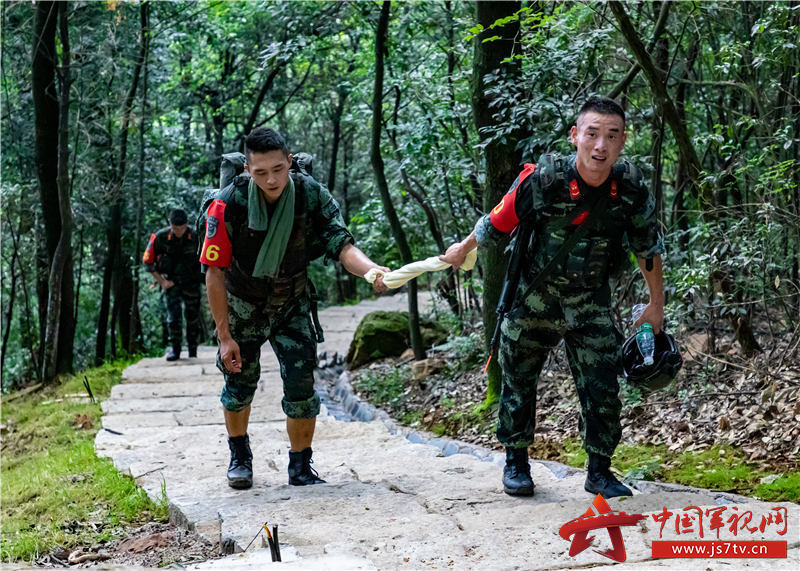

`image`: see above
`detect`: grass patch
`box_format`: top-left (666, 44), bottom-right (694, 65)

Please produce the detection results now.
top-left (430, 422), bottom-right (447, 436)
top-left (445, 333), bottom-right (485, 373)
top-left (439, 404), bottom-right (494, 436)
top-left (400, 410), bottom-right (423, 426)
top-left (353, 366), bottom-right (410, 410)
top-left (556, 439), bottom-right (799, 502)
top-left (1, 360), bottom-right (168, 563)
top-left (756, 472), bottom-right (800, 502)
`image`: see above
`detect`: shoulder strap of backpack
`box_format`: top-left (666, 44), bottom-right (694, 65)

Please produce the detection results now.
top-left (536, 153), bottom-right (568, 194)
top-left (516, 188), bottom-right (611, 303)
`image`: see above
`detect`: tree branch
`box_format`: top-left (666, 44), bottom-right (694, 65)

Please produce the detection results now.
top-left (608, 0), bottom-right (671, 99)
top-left (608, 0), bottom-right (712, 210)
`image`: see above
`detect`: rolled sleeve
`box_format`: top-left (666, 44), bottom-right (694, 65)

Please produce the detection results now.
top-left (314, 185), bottom-right (355, 264)
top-left (626, 185), bottom-right (665, 258)
top-left (474, 214), bottom-right (507, 249)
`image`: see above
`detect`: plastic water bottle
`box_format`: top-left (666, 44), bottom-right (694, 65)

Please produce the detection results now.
top-left (631, 304), bottom-right (655, 366)
top-left (636, 323), bottom-right (655, 366)
top-left (631, 303), bottom-right (647, 323)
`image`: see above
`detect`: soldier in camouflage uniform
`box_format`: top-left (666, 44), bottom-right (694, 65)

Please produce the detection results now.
top-left (440, 97), bottom-right (665, 499)
top-left (200, 127), bottom-right (387, 490)
top-left (143, 209), bottom-right (203, 361)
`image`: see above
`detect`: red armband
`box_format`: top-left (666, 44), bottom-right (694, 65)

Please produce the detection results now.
top-left (142, 233), bottom-right (156, 264)
top-left (199, 200), bottom-right (232, 268)
top-left (489, 163), bottom-right (536, 233)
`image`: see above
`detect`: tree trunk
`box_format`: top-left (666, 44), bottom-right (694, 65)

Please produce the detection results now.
top-left (130, 1), bottom-right (150, 355)
top-left (116, 264), bottom-right (134, 354)
top-left (471, 0), bottom-right (522, 404)
top-left (1, 245), bottom-right (18, 382)
top-left (328, 90), bottom-right (346, 194)
top-left (607, 0), bottom-right (671, 100)
top-left (41, 1), bottom-right (74, 382)
top-left (371, 1), bottom-right (425, 360)
top-left (32, 0), bottom-right (60, 374)
top-left (96, 249), bottom-right (113, 363)
top-left (329, 89), bottom-right (355, 303)
top-left (96, 1), bottom-right (148, 363)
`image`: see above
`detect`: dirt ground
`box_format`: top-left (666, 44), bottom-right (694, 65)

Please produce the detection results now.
top-left (34, 522), bottom-right (219, 568)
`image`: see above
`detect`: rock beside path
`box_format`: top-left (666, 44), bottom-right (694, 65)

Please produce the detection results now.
top-left (345, 310), bottom-right (448, 368)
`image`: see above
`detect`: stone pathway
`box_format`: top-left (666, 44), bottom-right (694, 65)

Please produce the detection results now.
top-left (95, 293), bottom-right (799, 569)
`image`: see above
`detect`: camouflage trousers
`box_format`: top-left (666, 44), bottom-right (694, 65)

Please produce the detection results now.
top-left (217, 294), bottom-right (320, 419)
top-left (497, 281), bottom-right (623, 457)
top-left (164, 285), bottom-right (202, 350)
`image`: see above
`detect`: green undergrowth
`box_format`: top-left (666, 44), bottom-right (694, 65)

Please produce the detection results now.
top-left (561, 439), bottom-right (799, 502)
top-left (352, 365), bottom-right (411, 409)
top-left (1, 360), bottom-right (169, 563)
top-left (360, 344), bottom-right (799, 504)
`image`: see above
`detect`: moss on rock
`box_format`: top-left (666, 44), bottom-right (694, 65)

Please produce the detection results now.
top-left (345, 311), bottom-right (448, 369)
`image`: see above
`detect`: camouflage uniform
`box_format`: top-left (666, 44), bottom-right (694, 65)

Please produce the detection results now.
top-left (220, 295), bottom-right (319, 416)
top-left (199, 169), bottom-right (353, 417)
top-left (143, 227), bottom-right (203, 351)
top-left (476, 153), bottom-right (664, 457)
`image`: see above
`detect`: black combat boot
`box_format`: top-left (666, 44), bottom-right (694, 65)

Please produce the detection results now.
top-left (227, 434), bottom-right (253, 489)
top-left (502, 447), bottom-right (534, 496)
top-left (165, 346), bottom-right (180, 361)
top-left (188, 346), bottom-right (197, 358)
top-left (288, 447), bottom-right (325, 486)
top-left (584, 453), bottom-right (632, 498)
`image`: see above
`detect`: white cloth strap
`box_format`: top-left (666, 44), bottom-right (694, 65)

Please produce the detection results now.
top-left (364, 248), bottom-right (477, 289)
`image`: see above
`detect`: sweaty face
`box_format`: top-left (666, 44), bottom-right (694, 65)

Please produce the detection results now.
top-left (570, 111), bottom-right (627, 186)
top-left (245, 150), bottom-right (293, 204)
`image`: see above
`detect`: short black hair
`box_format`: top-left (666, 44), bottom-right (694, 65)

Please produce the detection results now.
top-left (245, 127), bottom-right (289, 157)
top-left (577, 96), bottom-right (625, 124)
top-left (169, 209), bottom-right (188, 225)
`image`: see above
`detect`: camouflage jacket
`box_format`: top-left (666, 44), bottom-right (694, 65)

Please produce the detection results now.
top-left (476, 153), bottom-right (664, 287)
top-left (199, 171), bottom-right (354, 305)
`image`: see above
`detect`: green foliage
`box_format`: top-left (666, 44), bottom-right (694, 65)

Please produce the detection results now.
top-left (400, 409), bottom-right (423, 426)
top-left (756, 473), bottom-right (800, 503)
top-left (1, 360), bottom-right (168, 563)
top-left (667, 447), bottom-right (754, 492)
top-left (1, 0), bottom-right (798, 403)
top-left (619, 380), bottom-right (645, 409)
top-left (667, 155), bottom-right (799, 332)
top-left (353, 366), bottom-right (411, 410)
top-left (560, 440), bottom-right (798, 503)
top-left (446, 332), bottom-right (486, 373)
top-left (562, 438), bottom-right (588, 468)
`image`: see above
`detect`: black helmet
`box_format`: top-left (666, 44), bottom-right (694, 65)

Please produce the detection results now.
top-left (622, 330), bottom-right (683, 393)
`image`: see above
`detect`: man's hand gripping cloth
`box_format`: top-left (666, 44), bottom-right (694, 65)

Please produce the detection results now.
top-left (363, 248), bottom-right (478, 289)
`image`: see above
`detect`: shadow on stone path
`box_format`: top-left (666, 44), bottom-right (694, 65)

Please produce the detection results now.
top-left (95, 293), bottom-right (799, 570)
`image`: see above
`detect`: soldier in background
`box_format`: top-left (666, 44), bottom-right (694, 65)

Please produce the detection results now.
top-left (440, 96), bottom-right (665, 499)
top-left (143, 208), bottom-right (202, 361)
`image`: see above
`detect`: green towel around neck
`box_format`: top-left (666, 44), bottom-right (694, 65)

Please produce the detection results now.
top-left (248, 176), bottom-right (295, 278)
